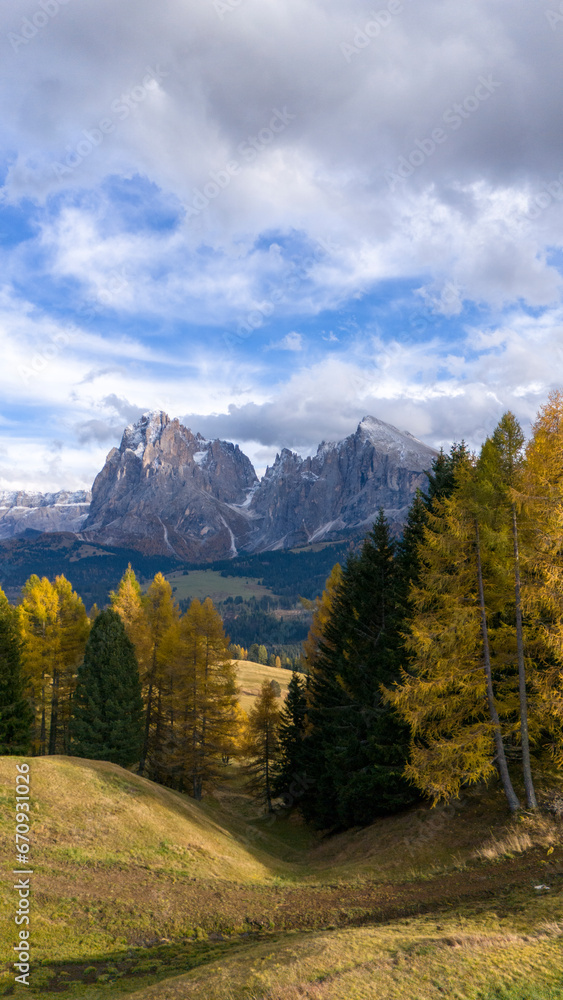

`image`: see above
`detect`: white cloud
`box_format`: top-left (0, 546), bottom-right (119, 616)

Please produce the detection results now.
top-left (269, 331), bottom-right (303, 351)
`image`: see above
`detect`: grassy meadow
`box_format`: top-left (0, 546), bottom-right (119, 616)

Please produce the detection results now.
top-left (162, 570), bottom-right (278, 604)
top-left (1, 754), bottom-right (562, 999)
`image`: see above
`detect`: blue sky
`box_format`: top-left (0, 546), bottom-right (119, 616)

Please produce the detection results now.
top-left (2, 0), bottom-right (563, 489)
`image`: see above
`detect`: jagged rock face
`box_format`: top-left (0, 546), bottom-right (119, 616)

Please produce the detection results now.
top-left (0, 491), bottom-right (91, 541)
top-left (11, 412), bottom-right (437, 560)
top-left (245, 416), bottom-right (437, 551)
top-left (83, 411), bottom-right (437, 559)
top-left (82, 412), bottom-right (258, 559)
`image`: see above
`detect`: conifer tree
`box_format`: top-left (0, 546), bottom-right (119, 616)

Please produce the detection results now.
top-left (244, 679), bottom-right (281, 812)
top-left (273, 671), bottom-right (307, 800)
top-left (516, 392), bottom-right (563, 767)
top-left (478, 413), bottom-right (538, 808)
top-left (385, 455), bottom-right (521, 811)
top-left (169, 598), bottom-right (239, 798)
top-left (302, 510), bottom-right (417, 828)
top-left (302, 562), bottom-right (343, 677)
top-left (18, 575), bottom-right (89, 755)
top-left (0, 589), bottom-right (33, 755)
top-left (137, 572), bottom-right (179, 778)
top-left (70, 609), bottom-right (144, 767)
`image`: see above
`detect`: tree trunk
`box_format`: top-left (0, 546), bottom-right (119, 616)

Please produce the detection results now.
top-left (475, 521), bottom-right (521, 813)
top-left (511, 505), bottom-right (538, 809)
top-left (139, 680), bottom-right (153, 777)
top-left (48, 668), bottom-right (59, 755)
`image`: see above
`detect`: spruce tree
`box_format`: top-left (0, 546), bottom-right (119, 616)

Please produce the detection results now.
top-left (273, 671), bottom-right (307, 801)
top-left (0, 590), bottom-right (33, 755)
top-left (70, 609), bottom-right (144, 768)
top-left (302, 510), bottom-right (418, 828)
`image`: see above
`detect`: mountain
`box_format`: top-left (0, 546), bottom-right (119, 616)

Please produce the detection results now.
top-left (82, 411), bottom-right (258, 560)
top-left (2, 412), bottom-right (437, 561)
top-left (246, 416), bottom-right (437, 551)
top-left (81, 411), bottom-right (436, 559)
top-left (0, 490), bottom-right (91, 540)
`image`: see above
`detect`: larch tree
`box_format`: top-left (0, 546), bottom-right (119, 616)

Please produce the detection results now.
top-left (477, 413), bottom-right (538, 809)
top-left (138, 572), bottom-right (179, 778)
top-left (244, 679), bottom-right (281, 812)
top-left (385, 455), bottom-right (521, 812)
top-left (0, 588), bottom-right (33, 755)
top-left (301, 562), bottom-right (343, 679)
top-left (516, 392), bottom-right (563, 768)
top-left (18, 575), bottom-right (89, 755)
top-left (170, 597), bottom-right (239, 798)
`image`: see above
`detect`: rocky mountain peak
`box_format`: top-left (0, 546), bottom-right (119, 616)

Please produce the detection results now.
top-left (122, 410), bottom-right (171, 456)
top-left (2, 412), bottom-right (439, 558)
top-left (354, 415), bottom-right (436, 466)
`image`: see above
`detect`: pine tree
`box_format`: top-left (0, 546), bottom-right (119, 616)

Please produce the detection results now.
top-left (0, 589), bottom-right (33, 755)
top-left (423, 441), bottom-right (469, 509)
top-left (244, 679), bottom-right (281, 812)
top-left (70, 609), bottom-right (144, 767)
top-left (273, 671), bottom-right (307, 801)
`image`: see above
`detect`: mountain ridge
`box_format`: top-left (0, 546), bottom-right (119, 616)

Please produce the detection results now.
top-left (0, 412), bottom-right (437, 559)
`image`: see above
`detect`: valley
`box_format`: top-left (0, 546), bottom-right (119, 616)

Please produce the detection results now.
top-left (1, 755), bottom-right (561, 999)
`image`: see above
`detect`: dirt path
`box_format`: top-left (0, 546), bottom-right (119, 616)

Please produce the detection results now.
top-left (37, 846), bottom-right (563, 941)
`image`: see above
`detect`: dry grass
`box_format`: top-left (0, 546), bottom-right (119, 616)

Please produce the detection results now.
top-left (474, 812), bottom-right (562, 862)
top-left (1, 756), bottom-right (562, 1000)
top-left (122, 901), bottom-right (563, 1000)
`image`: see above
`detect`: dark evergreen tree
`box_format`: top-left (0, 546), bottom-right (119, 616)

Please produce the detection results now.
top-left (70, 609), bottom-right (144, 768)
top-left (273, 671), bottom-right (307, 800)
top-left (301, 510), bottom-right (417, 828)
top-left (423, 441), bottom-right (469, 510)
top-left (0, 591), bottom-right (33, 755)
top-left (394, 489), bottom-right (428, 611)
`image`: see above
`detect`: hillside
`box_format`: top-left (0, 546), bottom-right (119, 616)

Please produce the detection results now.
top-left (234, 659), bottom-right (292, 713)
top-left (1, 757), bottom-right (562, 998)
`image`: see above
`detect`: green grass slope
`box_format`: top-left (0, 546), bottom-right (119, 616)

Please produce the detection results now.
top-left (0, 756), bottom-right (562, 999)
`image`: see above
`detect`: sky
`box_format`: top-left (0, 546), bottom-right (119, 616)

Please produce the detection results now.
top-left (2, 0), bottom-right (563, 490)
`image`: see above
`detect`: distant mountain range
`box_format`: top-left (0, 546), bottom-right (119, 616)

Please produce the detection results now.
top-left (0, 412), bottom-right (437, 561)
